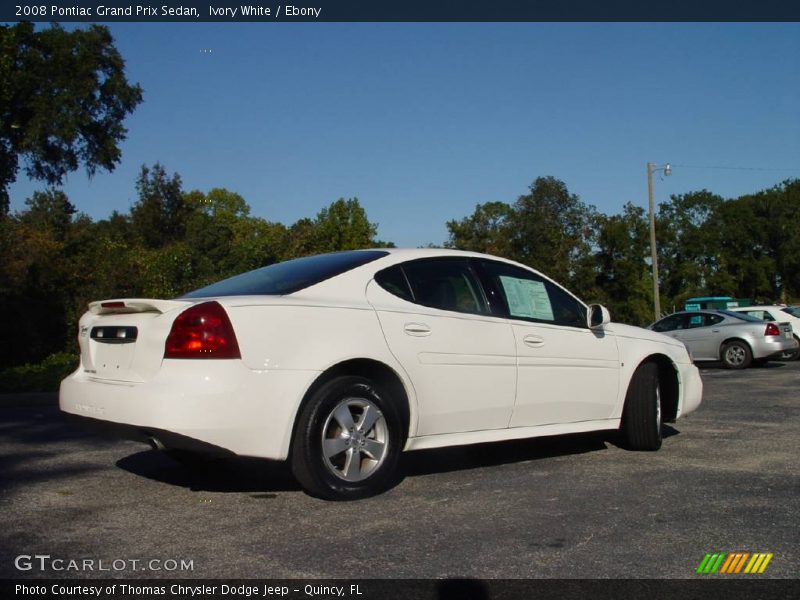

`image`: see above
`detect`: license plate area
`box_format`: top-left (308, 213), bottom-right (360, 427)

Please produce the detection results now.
top-left (91, 326), bottom-right (138, 343)
top-left (89, 326), bottom-right (138, 379)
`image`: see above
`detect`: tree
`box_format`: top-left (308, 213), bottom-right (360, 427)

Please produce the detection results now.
top-left (0, 190), bottom-right (79, 366)
top-left (0, 23), bottom-right (143, 214)
top-left (746, 179), bottom-right (800, 302)
top-left (184, 187), bottom-right (287, 282)
top-left (445, 177), bottom-right (598, 297)
top-left (17, 188), bottom-right (76, 238)
top-left (595, 203), bottom-right (652, 325)
top-left (656, 190), bottom-right (730, 306)
top-left (445, 201), bottom-right (513, 256)
top-left (130, 163), bottom-right (189, 248)
top-left (313, 198), bottom-right (378, 252)
top-left (511, 177), bottom-right (598, 294)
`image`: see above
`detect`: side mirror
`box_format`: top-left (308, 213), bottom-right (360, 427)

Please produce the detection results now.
top-left (588, 304), bottom-right (611, 329)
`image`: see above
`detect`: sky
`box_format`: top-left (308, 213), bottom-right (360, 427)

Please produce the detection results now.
top-left (8, 22), bottom-right (800, 248)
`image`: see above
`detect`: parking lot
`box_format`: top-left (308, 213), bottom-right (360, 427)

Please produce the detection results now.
top-left (1, 361), bottom-right (798, 579)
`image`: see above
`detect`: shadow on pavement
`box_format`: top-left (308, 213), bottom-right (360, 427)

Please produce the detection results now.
top-left (116, 451), bottom-right (301, 494)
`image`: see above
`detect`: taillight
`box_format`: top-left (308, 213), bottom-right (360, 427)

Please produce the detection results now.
top-left (164, 301), bottom-right (241, 359)
top-left (765, 323), bottom-right (781, 337)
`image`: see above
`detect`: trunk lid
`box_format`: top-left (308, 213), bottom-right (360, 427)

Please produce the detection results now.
top-left (78, 298), bottom-right (191, 383)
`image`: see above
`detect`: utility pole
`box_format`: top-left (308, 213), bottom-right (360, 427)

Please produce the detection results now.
top-left (647, 162), bottom-right (671, 321)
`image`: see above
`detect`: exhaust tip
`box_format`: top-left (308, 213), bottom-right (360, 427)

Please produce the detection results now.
top-left (147, 436), bottom-right (166, 451)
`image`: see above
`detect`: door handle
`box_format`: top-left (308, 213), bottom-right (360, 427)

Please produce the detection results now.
top-left (404, 322), bottom-right (431, 337)
top-left (523, 334), bottom-right (545, 348)
top-left (711, 329), bottom-right (720, 332)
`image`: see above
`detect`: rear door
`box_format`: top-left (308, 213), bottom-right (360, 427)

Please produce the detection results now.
top-left (366, 258), bottom-right (517, 436)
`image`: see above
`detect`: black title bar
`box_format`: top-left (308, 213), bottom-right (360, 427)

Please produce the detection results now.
top-left (3, 0), bottom-right (800, 22)
top-left (2, 579), bottom-right (798, 600)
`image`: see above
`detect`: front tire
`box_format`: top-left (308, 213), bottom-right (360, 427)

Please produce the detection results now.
top-left (721, 340), bottom-right (752, 369)
top-left (291, 376), bottom-right (403, 500)
top-left (621, 362), bottom-right (662, 451)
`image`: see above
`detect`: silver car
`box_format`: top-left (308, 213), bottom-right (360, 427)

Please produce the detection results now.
top-left (649, 309), bottom-right (795, 369)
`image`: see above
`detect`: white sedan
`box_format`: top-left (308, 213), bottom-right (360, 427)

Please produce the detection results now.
top-left (60, 249), bottom-right (702, 500)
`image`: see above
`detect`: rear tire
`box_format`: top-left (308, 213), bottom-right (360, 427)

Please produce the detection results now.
top-left (721, 341), bottom-right (752, 369)
top-left (621, 362), bottom-right (662, 451)
top-left (291, 376), bottom-right (403, 500)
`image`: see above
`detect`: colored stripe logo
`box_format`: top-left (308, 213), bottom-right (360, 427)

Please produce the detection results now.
top-left (697, 552), bottom-right (773, 574)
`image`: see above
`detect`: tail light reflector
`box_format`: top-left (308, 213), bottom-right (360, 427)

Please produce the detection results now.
top-left (164, 301), bottom-right (241, 359)
top-left (764, 323), bottom-right (781, 337)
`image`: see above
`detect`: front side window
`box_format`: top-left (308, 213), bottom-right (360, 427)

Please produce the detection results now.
top-left (478, 260), bottom-right (586, 328)
top-left (653, 314), bottom-right (686, 332)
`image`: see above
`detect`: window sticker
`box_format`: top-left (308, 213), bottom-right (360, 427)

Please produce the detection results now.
top-left (499, 276), bottom-right (554, 321)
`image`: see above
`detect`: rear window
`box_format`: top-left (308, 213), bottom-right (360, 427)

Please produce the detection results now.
top-left (182, 250), bottom-right (388, 298)
top-left (719, 310), bottom-right (762, 322)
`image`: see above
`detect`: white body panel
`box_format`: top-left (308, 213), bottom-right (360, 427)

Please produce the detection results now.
top-left (60, 248), bottom-right (702, 462)
top-left (510, 321), bottom-right (619, 427)
top-left (366, 280), bottom-right (516, 435)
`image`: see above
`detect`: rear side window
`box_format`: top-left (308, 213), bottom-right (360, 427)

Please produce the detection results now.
top-left (377, 258), bottom-right (489, 314)
top-left (182, 250), bottom-right (388, 298)
top-left (374, 266), bottom-right (413, 302)
top-left (687, 313), bottom-right (724, 328)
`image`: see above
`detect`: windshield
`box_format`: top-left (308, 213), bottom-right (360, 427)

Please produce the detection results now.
top-left (782, 307), bottom-right (800, 318)
top-left (182, 250), bottom-right (388, 298)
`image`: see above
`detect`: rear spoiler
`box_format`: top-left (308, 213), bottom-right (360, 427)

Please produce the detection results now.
top-left (88, 298), bottom-right (192, 315)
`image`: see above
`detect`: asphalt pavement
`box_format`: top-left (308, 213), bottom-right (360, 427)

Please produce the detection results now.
top-left (1, 360), bottom-right (798, 579)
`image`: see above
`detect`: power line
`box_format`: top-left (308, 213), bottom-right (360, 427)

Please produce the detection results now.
top-left (671, 164), bottom-right (799, 173)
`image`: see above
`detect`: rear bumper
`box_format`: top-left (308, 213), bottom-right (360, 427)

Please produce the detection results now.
top-left (62, 412), bottom-right (236, 457)
top-left (59, 360), bottom-right (319, 460)
top-left (752, 337), bottom-right (796, 360)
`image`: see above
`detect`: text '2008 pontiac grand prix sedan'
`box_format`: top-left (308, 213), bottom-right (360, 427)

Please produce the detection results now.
top-left (60, 249), bottom-right (702, 499)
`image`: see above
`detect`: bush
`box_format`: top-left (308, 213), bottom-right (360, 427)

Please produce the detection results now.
top-left (0, 352), bottom-right (78, 393)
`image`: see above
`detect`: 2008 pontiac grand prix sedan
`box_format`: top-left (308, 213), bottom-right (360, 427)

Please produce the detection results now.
top-left (60, 249), bottom-right (702, 500)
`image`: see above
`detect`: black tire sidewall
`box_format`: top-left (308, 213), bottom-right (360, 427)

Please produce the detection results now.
top-left (291, 376), bottom-right (402, 500)
top-left (622, 362), bottom-right (662, 451)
